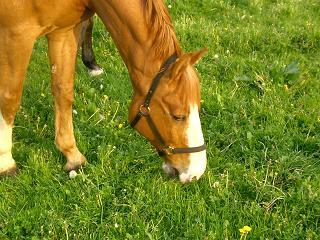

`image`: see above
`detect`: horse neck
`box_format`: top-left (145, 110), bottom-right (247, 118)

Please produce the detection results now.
top-left (91, 0), bottom-right (180, 94)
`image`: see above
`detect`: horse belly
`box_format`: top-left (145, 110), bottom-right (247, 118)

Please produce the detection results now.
top-left (0, 0), bottom-right (91, 37)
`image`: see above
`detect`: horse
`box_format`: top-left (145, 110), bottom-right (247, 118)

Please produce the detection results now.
top-left (80, 16), bottom-right (104, 77)
top-left (0, 0), bottom-right (207, 183)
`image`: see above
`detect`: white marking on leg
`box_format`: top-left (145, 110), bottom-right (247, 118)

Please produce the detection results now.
top-left (88, 68), bottom-right (104, 77)
top-left (179, 105), bottom-right (207, 183)
top-left (0, 111), bottom-right (16, 172)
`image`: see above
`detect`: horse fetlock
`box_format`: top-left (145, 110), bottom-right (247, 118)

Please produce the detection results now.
top-left (0, 152), bottom-right (17, 175)
top-left (0, 111), bottom-right (13, 156)
top-left (55, 135), bottom-right (75, 152)
top-left (88, 67), bottom-right (104, 77)
top-left (64, 149), bottom-right (86, 172)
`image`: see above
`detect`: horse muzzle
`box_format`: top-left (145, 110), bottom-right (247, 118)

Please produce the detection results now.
top-left (162, 149), bottom-right (207, 183)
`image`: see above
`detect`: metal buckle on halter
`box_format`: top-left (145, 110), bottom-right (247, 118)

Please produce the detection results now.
top-left (162, 146), bottom-right (174, 155)
top-left (159, 67), bottom-right (166, 73)
top-left (139, 104), bottom-right (150, 116)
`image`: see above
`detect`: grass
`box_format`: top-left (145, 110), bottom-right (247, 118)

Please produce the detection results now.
top-left (1, 0), bottom-right (320, 239)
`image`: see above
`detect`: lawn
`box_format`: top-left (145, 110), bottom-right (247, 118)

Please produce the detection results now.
top-left (1, 0), bottom-right (320, 239)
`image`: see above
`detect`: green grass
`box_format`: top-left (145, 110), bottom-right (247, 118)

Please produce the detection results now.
top-left (1, 0), bottom-right (320, 239)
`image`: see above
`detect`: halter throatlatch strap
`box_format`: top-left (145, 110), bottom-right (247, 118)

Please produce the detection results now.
top-left (130, 54), bottom-right (206, 156)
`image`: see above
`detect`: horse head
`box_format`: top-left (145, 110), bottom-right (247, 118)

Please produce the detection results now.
top-left (129, 48), bottom-right (207, 183)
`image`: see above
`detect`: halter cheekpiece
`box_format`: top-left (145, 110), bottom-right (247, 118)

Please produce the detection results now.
top-left (130, 54), bottom-right (206, 156)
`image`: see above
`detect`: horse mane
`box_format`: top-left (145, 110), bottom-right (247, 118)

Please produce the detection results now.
top-left (141, 0), bottom-right (200, 106)
top-left (141, 0), bottom-right (182, 59)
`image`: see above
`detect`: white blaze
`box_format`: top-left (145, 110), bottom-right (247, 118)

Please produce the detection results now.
top-left (179, 105), bottom-right (207, 183)
top-left (0, 111), bottom-right (15, 172)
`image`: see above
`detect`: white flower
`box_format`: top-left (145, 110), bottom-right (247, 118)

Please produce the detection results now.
top-left (69, 170), bottom-right (77, 179)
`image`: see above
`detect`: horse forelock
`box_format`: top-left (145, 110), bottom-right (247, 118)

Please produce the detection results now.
top-left (170, 69), bottom-right (201, 109)
top-left (141, 0), bottom-right (182, 59)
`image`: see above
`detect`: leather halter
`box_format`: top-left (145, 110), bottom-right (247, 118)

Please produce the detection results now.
top-left (130, 54), bottom-right (206, 156)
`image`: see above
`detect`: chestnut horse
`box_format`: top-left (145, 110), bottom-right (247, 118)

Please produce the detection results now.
top-left (0, 0), bottom-right (207, 183)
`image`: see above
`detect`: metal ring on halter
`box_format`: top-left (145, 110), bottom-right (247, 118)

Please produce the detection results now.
top-left (162, 146), bottom-right (174, 156)
top-left (139, 105), bottom-right (150, 116)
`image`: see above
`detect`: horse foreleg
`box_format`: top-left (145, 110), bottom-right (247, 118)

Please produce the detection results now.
top-left (81, 17), bottom-right (103, 77)
top-left (47, 26), bottom-right (86, 172)
top-left (0, 34), bottom-right (34, 175)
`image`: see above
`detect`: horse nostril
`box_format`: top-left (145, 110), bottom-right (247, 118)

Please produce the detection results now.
top-left (162, 162), bottom-right (178, 177)
top-left (170, 167), bottom-right (179, 177)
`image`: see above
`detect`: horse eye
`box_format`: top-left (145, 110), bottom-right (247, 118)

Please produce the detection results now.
top-left (173, 115), bottom-right (186, 121)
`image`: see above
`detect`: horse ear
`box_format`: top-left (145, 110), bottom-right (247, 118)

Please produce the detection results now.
top-left (189, 48), bottom-right (208, 66)
top-left (170, 54), bottom-right (190, 78)
top-left (170, 48), bottom-right (208, 78)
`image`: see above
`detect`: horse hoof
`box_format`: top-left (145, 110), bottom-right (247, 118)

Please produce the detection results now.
top-left (88, 67), bottom-right (104, 77)
top-left (64, 154), bottom-right (87, 172)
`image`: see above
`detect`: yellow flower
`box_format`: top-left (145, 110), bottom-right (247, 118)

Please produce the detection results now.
top-left (283, 84), bottom-right (289, 92)
top-left (118, 123), bottom-right (123, 129)
top-left (239, 225), bottom-right (252, 236)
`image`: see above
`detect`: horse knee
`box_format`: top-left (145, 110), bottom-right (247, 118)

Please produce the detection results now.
top-left (0, 91), bottom-right (21, 124)
top-left (51, 84), bottom-right (74, 104)
top-left (1, 90), bottom-right (20, 104)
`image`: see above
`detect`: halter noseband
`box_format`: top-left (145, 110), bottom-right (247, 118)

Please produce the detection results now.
top-left (130, 54), bottom-right (206, 156)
